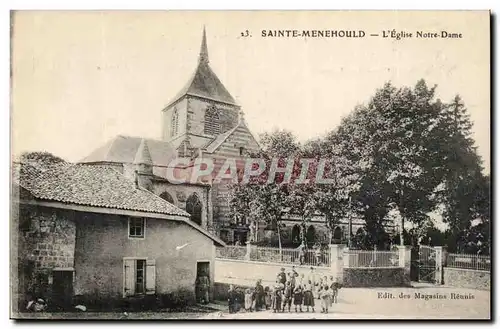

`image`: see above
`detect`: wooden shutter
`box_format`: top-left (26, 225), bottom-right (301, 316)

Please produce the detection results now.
top-left (123, 259), bottom-right (135, 297)
top-left (145, 259), bottom-right (156, 295)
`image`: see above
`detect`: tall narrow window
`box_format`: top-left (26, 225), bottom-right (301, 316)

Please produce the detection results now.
top-left (186, 194), bottom-right (203, 226)
top-left (171, 109), bottom-right (179, 137)
top-left (204, 106), bottom-right (221, 135)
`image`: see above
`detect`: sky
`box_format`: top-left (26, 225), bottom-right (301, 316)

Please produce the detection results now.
top-left (11, 11), bottom-right (490, 173)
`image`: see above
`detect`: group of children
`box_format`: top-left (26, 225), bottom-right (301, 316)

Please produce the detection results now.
top-left (227, 267), bottom-right (342, 315)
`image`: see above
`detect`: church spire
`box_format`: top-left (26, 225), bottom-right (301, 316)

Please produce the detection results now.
top-left (199, 26), bottom-right (209, 64)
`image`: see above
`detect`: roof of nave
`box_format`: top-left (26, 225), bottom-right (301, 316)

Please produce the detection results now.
top-left (165, 27), bottom-right (237, 108)
top-left (80, 135), bottom-right (181, 167)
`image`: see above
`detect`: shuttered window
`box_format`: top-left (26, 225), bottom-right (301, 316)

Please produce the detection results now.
top-left (123, 258), bottom-right (156, 297)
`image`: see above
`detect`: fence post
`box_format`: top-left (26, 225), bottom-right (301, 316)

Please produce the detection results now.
top-left (329, 244), bottom-right (345, 282)
top-left (343, 246), bottom-right (350, 269)
top-left (434, 246), bottom-right (446, 285)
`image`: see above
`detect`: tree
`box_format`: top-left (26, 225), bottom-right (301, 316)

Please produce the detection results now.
top-left (436, 95), bottom-right (489, 237)
top-left (329, 80), bottom-right (490, 249)
top-left (228, 129), bottom-right (300, 252)
top-left (19, 151), bottom-right (66, 166)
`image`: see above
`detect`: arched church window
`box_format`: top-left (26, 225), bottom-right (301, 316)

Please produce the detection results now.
top-left (204, 106), bottom-right (221, 135)
top-left (171, 109), bottom-right (179, 137)
top-left (306, 225), bottom-right (316, 245)
top-left (159, 192), bottom-right (175, 204)
top-left (186, 194), bottom-right (203, 226)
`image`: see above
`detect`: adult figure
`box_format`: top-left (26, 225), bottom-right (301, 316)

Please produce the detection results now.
top-left (287, 272), bottom-right (296, 295)
top-left (307, 267), bottom-right (317, 299)
top-left (298, 273), bottom-right (305, 287)
top-left (254, 279), bottom-right (265, 311)
top-left (314, 243), bottom-right (322, 266)
top-left (297, 242), bottom-right (306, 265)
top-left (196, 274), bottom-right (210, 304)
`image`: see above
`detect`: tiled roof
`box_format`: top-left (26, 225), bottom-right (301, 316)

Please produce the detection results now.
top-left (13, 161), bottom-right (190, 217)
top-left (80, 135), bottom-right (178, 166)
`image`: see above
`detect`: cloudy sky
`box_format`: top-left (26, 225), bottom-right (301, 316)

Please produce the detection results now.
top-left (11, 11), bottom-right (490, 172)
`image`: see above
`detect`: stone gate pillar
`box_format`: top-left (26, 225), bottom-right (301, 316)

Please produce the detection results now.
top-left (434, 246), bottom-right (446, 285)
top-left (245, 241), bottom-right (252, 261)
top-left (329, 244), bottom-right (345, 282)
top-left (397, 245), bottom-right (412, 286)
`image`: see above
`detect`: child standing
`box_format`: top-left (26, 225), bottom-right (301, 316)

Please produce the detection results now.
top-left (303, 280), bottom-right (315, 313)
top-left (244, 288), bottom-right (253, 312)
top-left (272, 279), bottom-right (284, 313)
top-left (264, 286), bottom-right (272, 310)
top-left (282, 282), bottom-right (293, 312)
top-left (331, 280), bottom-right (341, 304)
top-left (228, 285), bottom-right (237, 314)
top-left (293, 284), bottom-right (303, 312)
top-left (320, 285), bottom-right (333, 314)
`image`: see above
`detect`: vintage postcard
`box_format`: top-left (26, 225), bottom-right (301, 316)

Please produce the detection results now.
top-left (10, 11), bottom-right (491, 320)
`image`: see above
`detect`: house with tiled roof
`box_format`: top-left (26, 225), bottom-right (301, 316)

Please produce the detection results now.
top-left (80, 28), bottom-right (260, 245)
top-left (12, 152), bottom-right (224, 312)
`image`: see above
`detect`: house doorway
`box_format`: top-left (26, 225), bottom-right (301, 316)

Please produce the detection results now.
top-left (51, 270), bottom-right (73, 311)
top-left (195, 262), bottom-right (210, 304)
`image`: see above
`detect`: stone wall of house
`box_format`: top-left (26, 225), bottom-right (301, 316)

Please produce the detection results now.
top-left (14, 204), bottom-right (76, 310)
top-left (18, 205), bottom-right (76, 270)
top-left (74, 212), bottom-right (216, 309)
top-left (443, 267), bottom-right (490, 290)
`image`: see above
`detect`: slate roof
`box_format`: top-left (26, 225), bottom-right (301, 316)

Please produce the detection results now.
top-left (13, 160), bottom-right (189, 217)
top-left (166, 29), bottom-right (237, 107)
top-left (80, 135), bottom-right (179, 167)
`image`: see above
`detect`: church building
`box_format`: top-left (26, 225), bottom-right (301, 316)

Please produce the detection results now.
top-left (81, 28), bottom-right (260, 244)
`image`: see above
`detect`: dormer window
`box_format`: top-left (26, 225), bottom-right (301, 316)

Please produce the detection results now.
top-left (171, 109), bottom-right (179, 137)
top-left (204, 106), bottom-right (221, 135)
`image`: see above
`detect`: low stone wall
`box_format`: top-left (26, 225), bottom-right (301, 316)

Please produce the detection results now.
top-left (343, 268), bottom-right (410, 287)
top-left (443, 267), bottom-right (490, 290)
top-left (215, 258), bottom-right (333, 287)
